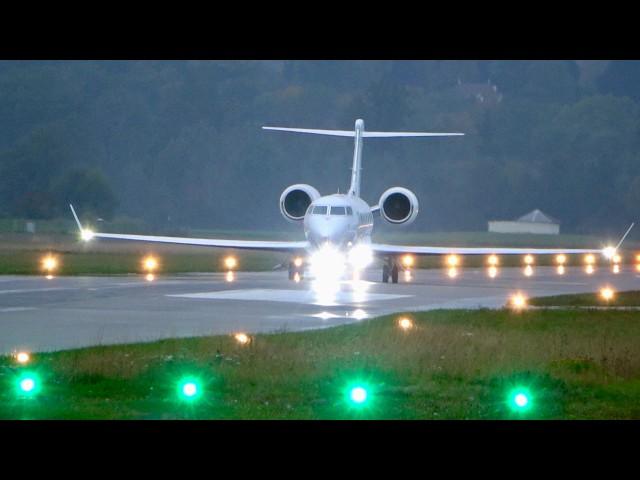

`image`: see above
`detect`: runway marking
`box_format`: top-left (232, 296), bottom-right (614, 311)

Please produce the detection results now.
top-left (406, 296), bottom-right (507, 310)
top-left (0, 280), bottom-right (186, 295)
top-left (167, 288), bottom-right (411, 305)
top-left (0, 307), bottom-right (37, 313)
top-left (0, 287), bottom-right (72, 295)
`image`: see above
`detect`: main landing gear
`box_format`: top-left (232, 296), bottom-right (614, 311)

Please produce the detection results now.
top-left (288, 257), bottom-right (304, 281)
top-left (382, 257), bottom-right (399, 284)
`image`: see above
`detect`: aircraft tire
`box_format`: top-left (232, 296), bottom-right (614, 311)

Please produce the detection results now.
top-left (382, 264), bottom-right (390, 283)
top-left (391, 265), bottom-right (399, 284)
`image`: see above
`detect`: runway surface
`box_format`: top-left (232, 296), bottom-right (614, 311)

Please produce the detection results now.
top-left (0, 265), bottom-right (638, 354)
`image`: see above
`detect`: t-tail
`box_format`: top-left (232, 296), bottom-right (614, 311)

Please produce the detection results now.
top-left (263, 119), bottom-right (464, 198)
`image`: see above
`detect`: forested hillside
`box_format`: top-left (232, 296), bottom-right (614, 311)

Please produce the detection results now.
top-left (0, 60), bottom-right (637, 234)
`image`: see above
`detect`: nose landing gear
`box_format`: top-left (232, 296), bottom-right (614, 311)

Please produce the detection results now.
top-left (382, 257), bottom-right (399, 284)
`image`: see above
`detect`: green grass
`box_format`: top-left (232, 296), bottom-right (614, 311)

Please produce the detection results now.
top-left (1, 308), bottom-right (639, 419)
top-left (530, 290), bottom-right (640, 307)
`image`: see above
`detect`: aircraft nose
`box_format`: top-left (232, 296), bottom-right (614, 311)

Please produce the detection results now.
top-left (309, 216), bottom-right (348, 246)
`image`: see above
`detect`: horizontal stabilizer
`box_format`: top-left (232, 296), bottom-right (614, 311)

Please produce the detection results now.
top-left (262, 126), bottom-right (464, 138)
top-left (262, 127), bottom-right (355, 137)
top-left (363, 131), bottom-right (464, 137)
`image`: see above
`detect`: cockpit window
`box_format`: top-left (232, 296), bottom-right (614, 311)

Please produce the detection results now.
top-left (312, 205), bottom-right (328, 215)
top-left (330, 206), bottom-right (346, 215)
top-left (346, 206), bottom-right (353, 215)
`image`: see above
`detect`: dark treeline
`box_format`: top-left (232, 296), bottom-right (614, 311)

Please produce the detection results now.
top-left (0, 60), bottom-right (638, 234)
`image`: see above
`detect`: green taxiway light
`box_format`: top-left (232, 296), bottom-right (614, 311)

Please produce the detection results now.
top-left (178, 379), bottom-right (202, 401)
top-left (349, 385), bottom-right (369, 406)
top-left (508, 388), bottom-right (533, 413)
top-left (16, 372), bottom-right (41, 397)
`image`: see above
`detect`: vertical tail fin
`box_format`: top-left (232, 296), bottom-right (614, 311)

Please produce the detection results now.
top-left (349, 119), bottom-right (365, 197)
top-left (262, 120), bottom-right (464, 198)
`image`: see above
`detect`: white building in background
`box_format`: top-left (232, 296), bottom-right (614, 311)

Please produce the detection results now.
top-left (488, 209), bottom-right (560, 235)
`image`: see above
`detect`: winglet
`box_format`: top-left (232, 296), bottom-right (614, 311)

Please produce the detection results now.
top-left (69, 204), bottom-right (95, 241)
top-left (615, 222), bottom-right (635, 250)
top-left (603, 222), bottom-right (635, 259)
top-left (69, 204), bottom-right (83, 231)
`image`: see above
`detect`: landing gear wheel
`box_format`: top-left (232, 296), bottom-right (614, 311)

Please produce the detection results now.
top-left (382, 264), bottom-right (390, 283)
top-left (288, 261), bottom-right (295, 280)
top-left (391, 265), bottom-right (399, 284)
top-left (289, 260), bottom-right (303, 281)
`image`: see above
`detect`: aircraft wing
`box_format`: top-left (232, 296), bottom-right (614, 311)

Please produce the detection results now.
top-left (370, 243), bottom-right (603, 256)
top-left (70, 205), bottom-right (308, 252)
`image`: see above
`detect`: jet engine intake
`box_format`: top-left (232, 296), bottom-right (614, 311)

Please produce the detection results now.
top-left (280, 184), bottom-right (320, 222)
top-left (378, 187), bottom-right (419, 225)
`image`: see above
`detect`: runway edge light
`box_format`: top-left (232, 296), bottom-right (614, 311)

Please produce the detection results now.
top-left (15, 351), bottom-right (30, 365)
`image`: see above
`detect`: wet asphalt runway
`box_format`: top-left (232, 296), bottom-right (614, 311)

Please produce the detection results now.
top-left (0, 265), bottom-right (638, 354)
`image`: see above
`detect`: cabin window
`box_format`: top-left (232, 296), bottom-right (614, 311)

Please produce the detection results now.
top-left (330, 206), bottom-right (346, 215)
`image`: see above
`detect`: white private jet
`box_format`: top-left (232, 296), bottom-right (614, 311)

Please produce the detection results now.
top-left (70, 119), bottom-right (631, 283)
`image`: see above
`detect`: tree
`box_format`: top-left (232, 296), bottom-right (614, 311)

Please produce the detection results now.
top-left (52, 167), bottom-right (118, 220)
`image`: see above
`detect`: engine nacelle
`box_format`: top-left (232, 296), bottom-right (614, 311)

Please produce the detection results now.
top-left (378, 187), bottom-right (419, 225)
top-left (280, 184), bottom-right (321, 222)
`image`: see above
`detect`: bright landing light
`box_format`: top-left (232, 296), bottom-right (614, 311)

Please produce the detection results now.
top-left (524, 254), bottom-right (535, 265)
top-left (446, 254), bottom-right (459, 267)
top-left (81, 229), bottom-right (94, 241)
top-left (310, 245), bottom-right (347, 305)
top-left (348, 244), bottom-right (373, 270)
top-left (487, 255), bottom-right (499, 266)
top-left (603, 246), bottom-right (617, 260)
top-left (234, 332), bottom-right (250, 345)
top-left (556, 254), bottom-right (566, 265)
top-left (585, 254), bottom-right (596, 265)
top-left (310, 244), bottom-right (346, 279)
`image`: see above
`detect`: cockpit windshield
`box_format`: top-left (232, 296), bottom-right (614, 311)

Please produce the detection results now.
top-left (330, 206), bottom-right (346, 215)
top-left (312, 205), bottom-right (328, 215)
